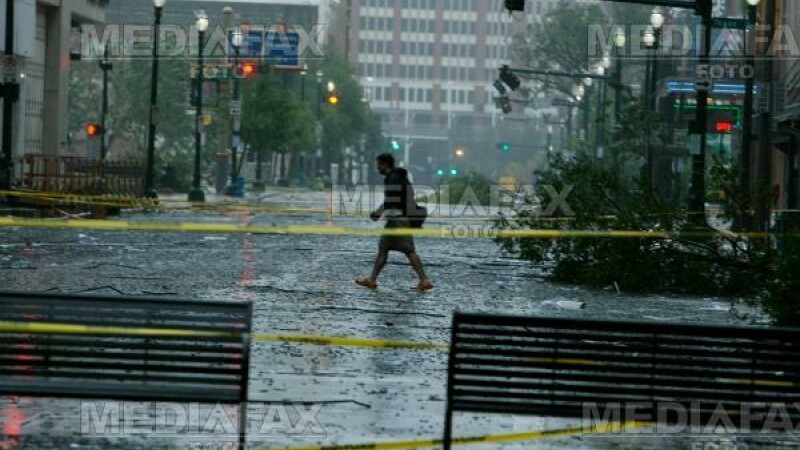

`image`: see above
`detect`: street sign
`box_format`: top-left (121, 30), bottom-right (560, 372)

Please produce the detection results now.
top-left (695, 64), bottom-right (713, 92)
top-left (238, 30), bottom-right (265, 60)
top-left (230, 100), bottom-right (241, 116)
top-left (2, 54), bottom-right (19, 83)
top-left (266, 30), bottom-right (301, 70)
top-left (711, 18), bottom-right (748, 30)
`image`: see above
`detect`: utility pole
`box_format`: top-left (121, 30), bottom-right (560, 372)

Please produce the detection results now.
top-left (2, 0), bottom-right (17, 190)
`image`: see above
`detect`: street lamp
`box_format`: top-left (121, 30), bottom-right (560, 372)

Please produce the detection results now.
top-left (648, 8), bottom-right (665, 112)
top-left (613, 26), bottom-right (625, 128)
top-left (189, 10), bottom-right (209, 202)
top-left (226, 27), bottom-right (243, 194)
top-left (643, 26), bottom-right (655, 48)
top-left (314, 69), bottom-right (325, 175)
top-left (144, 0), bottom-right (167, 199)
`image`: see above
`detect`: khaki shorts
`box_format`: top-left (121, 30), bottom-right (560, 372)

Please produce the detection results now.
top-left (379, 217), bottom-right (416, 254)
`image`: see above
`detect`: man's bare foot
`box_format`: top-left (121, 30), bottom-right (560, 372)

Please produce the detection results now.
top-left (412, 280), bottom-right (435, 292)
top-left (355, 278), bottom-right (378, 290)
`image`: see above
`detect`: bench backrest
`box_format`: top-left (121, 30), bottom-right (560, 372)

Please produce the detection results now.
top-left (447, 312), bottom-right (800, 425)
top-left (0, 291), bottom-right (252, 404)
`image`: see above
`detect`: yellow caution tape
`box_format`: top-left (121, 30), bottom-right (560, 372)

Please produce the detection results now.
top-left (0, 320), bottom-right (444, 351)
top-left (252, 333), bottom-right (448, 350)
top-left (256, 421), bottom-right (649, 450)
top-left (0, 217), bottom-right (777, 239)
top-left (0, 320), bottom-right (237, 339)
top-left (1, 320), bottom-right (795, 388)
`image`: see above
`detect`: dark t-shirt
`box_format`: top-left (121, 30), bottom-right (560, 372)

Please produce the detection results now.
top-left (382, 168), bottom-right (415, 216)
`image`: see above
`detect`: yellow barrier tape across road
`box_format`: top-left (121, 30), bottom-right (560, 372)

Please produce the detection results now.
top-left (252, 333), bottom-right (448, 350)
top-left (0, 320), bottom-right (444, 351)
top-left (0, 320), bottom-right (794, 388)
top-left (0, 217), bottom-right (776, 239)
top-left (0, 320), bottom-right (238, 339)
top-left (257, 421), bottom-right (649, 450)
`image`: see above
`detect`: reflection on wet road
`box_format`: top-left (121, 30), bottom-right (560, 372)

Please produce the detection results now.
top-left (0, 205), bottom-right (773, 449)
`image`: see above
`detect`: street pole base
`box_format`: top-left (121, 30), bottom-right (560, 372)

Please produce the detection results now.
top-left (144, 189), bottom-right (159, 199)
top-left (188, 189), bottom-right (206, 203)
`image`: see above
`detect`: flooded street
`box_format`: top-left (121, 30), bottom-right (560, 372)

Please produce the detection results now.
top-left (0, 196), bottom-right (773, 450)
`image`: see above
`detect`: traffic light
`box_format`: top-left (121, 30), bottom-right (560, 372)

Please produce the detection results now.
top-left (234, 62), bottom-right (258, 78)
top-left (499, 65), bottom-right (521, 91)
top-left (389, 139), bottom-right (402, 153)
top-left (436, 168), bottom-right (445, 177)
top-left (498, 142), bottom-right (512, 153)
top-left (326, 92), bottom-right (341, 105)
top-left (496, 95), bottom-right (512, 114)
top-left (505, 0), bottom-right (525, 12)
top-left (493, 79), bottom-right (508, 96)
top-left (87, 123), bottom-right (104, 137)
top-left (450, 168), bottom-right (459, 176)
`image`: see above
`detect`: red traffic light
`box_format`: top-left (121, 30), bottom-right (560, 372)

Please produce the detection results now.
top-left (87, 123), bottom-right (104, 137)
top-left (715, 122), bottom-right (734, 133)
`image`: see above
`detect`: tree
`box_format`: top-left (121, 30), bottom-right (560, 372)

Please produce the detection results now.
top-left (521, 3), bottom-right (608, 100)
top-left (241, 70), bottom-right (316, 162)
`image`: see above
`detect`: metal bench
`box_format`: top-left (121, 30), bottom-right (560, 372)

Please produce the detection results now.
top-left (444, 312), bottom-right (800, 449)
top-left (0, 291), bottom-right (252, 449)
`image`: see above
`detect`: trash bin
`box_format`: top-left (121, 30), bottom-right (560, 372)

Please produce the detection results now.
top-left (234, 176), bottom-right (246, 198)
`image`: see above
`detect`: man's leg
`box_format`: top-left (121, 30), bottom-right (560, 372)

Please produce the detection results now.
top-left (407, 251), bottom-right (433, 290)
top-left (357, 248), bottom-right (388, 289)
top-left (370, 249), bottom-right (389, 281)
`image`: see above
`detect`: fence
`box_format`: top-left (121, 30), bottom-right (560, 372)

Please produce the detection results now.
top-left (17, 155), bottom-right (146, 197)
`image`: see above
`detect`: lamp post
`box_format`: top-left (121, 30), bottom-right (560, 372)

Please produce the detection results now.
top-left (613, 26), bottom-right (626, 124)
top-left (314, 70), bottom-right (324, 176)
top-left (688, 0), bottom-right (714, 224)
top-left (649, 8), bottom-right (665, 112)
top-left (228, 27), bottom-right (243, 192)
top-left (741, 0), bottom-right (760, 196)
top-left (1, 0), bottom-right (16, 190)
top-left (643, 26), bottom-right (656, 110)
top-left (189, 10), bottom-right (208, 203)
top-left (300, 64), bottom-right (307, 102)
top-left (99, 42), bottom-right (112, 166)
top-left (144, 0), bottom-right (166, 199)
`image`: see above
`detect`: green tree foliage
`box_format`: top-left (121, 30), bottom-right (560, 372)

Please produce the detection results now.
top-left (241, 70), bottom-right (315, 157)
top-left (494, 153), bottom-right (773, 296)
top-left (521, 3), bottom-right (607, 99)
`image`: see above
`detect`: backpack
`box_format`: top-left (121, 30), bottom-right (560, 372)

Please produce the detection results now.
top-left (400, 172), bottom-right (427, 228)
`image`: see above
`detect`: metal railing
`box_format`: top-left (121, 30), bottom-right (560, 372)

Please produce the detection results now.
top-left (17, 155), bottom-right (146, 197)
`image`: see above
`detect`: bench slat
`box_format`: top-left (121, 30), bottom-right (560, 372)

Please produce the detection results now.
top-left (0, 291), bottom-right (252, 404)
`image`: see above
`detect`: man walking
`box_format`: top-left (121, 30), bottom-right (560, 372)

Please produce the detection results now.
top-left (356, 154), bottom-right (434, 291)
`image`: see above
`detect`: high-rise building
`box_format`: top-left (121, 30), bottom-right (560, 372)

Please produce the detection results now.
top-left (341, 0), bottom-right (593, 172)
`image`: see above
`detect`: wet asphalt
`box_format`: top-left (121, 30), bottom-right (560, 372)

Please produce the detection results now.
top-left (0, 192), bottom-right (785, 450)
